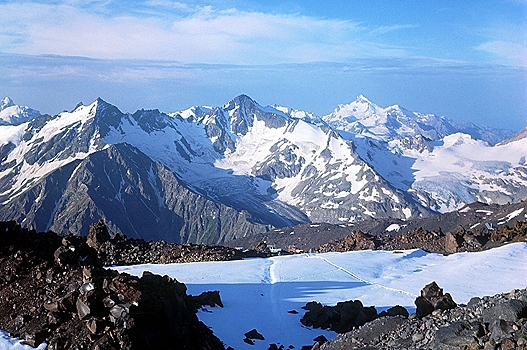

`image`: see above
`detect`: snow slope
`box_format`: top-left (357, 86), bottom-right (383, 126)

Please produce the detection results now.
top-left (324, 96), bottom-right (527, 212)
top-left (114, 243), bottom-right (527, 350)
top-left (409, 133), bottom-right (527, 211)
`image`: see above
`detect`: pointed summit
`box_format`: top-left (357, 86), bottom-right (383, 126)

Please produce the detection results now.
top-left (91, 97), bottom-right (124, 117)
top-left (355, 94), bottom-right (373, 104)
top-left (95, 97), bottom-right (112, 110)
top-left (1, 97), bottom-right (14, 110)
top-left (224, 94), bottom-right (258, 110)
top-left (327, 94), bottom-right (381, 123)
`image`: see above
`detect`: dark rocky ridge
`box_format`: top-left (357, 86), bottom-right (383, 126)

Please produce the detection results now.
top-left (312, 218), bottom-right (527, 256)
top-left (226, 201), bottom-right (527, 255)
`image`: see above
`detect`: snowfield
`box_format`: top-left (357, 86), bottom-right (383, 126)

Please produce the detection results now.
top-left (114, 243), bottom-right (527, 350)
top-left (0, 243), bottom-right (526, 349)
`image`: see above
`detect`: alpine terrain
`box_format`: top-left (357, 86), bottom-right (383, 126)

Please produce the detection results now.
top-left (0, 95), bottom-right (525, 244)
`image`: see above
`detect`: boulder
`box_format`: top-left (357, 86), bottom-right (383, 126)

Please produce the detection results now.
top-left (190, 290), bottom-right (223, 309)
top-left (482, 299), bottom-right (527, 323)
top-left (301, 299), bottom-right (378, 334)
top-left (53, 245), bottom-right (77, 268)
top-left (444, 232), bottom-right (460, 254)
top-left (378, 305), bottom-right (409, 318)
top-left (433, 321), bottom-right (479, 350)
top-left (415, 281), bottom-right (457, 318)
top-left (86, 219), bottom-right (111, 249)
top-left (244, 328), bottom-right (265, 345)
top-left (489, 319), bottom-right (514, 343)
top-left (415, 296), bottom-right (435, 318)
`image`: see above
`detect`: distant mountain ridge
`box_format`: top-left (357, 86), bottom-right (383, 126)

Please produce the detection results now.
top-left (322, 95), bottom-right (525, 212)
top-left (0, 95), bottom-right (525, 243)
top-left (322, 94), bottom-right (511, 144)
top-left (0, 97), bottom-right (41, 126)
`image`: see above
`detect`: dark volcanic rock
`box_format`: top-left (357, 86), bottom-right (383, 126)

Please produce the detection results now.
top-left (86, 219), bottom-right (111, 249)
top-left (444, 231), bottom-right (460, 254)
top-left (97, 232), bottom-right (266, 266)
top-left (319, 316), bottom-right (409, 350)
top-left (190, 290), bottom-right (224, 309)
top-left (0, 221), bottom-right (225, 349)
top-left (432, 321), bottom-right (479, 349)
top-left (378, 305), bottom-right (409, 318)
top-left (415, 281), bottom-right (457, 318)
top-left (301, 300), bottom-right (382, 334)
top-left (320, 287), bottom-right (527, 350)
top-left (244, 328), bottom-right (265, 341)
top-left (482, 298), bottom-right (527, 323)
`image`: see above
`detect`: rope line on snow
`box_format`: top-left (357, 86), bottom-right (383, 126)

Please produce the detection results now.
top-left (317, 256), bottom-right (419, 298)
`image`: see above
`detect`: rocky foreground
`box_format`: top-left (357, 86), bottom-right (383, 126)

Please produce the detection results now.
top-left (307, 282), bottom-right (527, 350)
top-left (0, 220), bottom-right (228, 349)
top-left (0, 219), bottom-right (525, 349)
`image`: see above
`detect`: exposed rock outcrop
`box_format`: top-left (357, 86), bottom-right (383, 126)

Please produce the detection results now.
top-left (314, 219), bottom-right (527, 255)
top-left (0, 221), bottom-right (226, 349)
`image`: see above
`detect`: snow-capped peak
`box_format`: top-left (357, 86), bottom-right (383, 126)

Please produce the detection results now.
top-left (355, 94), bottom-right (372, 104)
top-left (329, 95), bottom-right (382, 120)
top-left (0, 97), bottom-right (41, 126)
top-left (224, 94), bottom-right (258, 110)
top-left (1, 97), bottom-right (15, 110)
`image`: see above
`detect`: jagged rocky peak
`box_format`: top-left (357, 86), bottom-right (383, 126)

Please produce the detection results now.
top-left (221, 94), bottom-right (288, 134)
top-left (94, 97), bottom-right (123, 116)
top-left (224, 94), bottom-right (257, 110)
top-left (53, 98), bottom-right (124, 133)
top-left (132, 108), bottom-right (170, 133)
top-left (78, 98), bottom-right (125, 137)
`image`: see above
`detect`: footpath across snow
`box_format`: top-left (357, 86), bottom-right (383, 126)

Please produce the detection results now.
top-left (113, 243), bottom-right (527, 350)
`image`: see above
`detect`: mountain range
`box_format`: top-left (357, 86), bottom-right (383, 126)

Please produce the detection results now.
top-left (0, 95), bottom-right (525, 244)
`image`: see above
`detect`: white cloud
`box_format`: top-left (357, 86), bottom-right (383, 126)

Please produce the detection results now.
top-left (476, 40), bottom-right (527, 67)
top-left (0, 2), bottom-right (411, 64)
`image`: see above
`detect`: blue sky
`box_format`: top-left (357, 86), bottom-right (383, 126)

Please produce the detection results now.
top-left (0, 0), bottom-right (526, 132)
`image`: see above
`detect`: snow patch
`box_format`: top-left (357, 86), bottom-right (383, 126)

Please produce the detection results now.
top-left (499, 207), bottom-right (525, 222)
top-left (386, 223), bottom-right (401, 232)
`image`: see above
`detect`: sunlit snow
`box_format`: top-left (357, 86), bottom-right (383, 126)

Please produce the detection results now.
top-left (113, 243), bottom-right (527, 350)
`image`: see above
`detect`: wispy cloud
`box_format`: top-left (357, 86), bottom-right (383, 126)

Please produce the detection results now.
top-left (476, 41), bottom-right (527, 67)
top-left (367, 24), bottom-right (420, 36)
top-left (0, 1), bottom-right (416, 64)
top-left (469, 18), bottom-right (527, 67)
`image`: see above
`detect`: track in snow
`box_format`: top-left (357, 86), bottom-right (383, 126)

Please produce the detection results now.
top-left (316, 255), bottom-right (419, 298)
